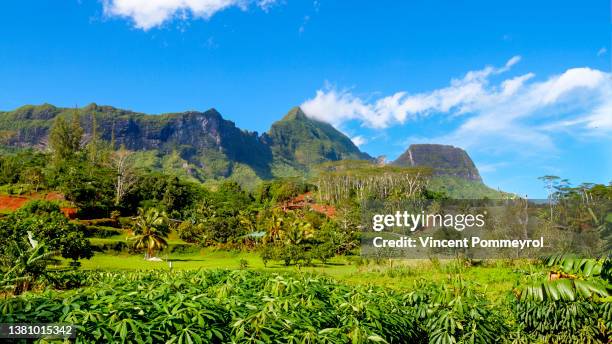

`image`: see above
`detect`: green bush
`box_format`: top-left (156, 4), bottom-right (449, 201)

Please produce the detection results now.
top-left (82, 226), bottom-right (123, 238)
top-left (77, 218), bottom-right (119, 228)
top-left (89, 240), bottom-right (130, 253)
top-left (406, 277), bottom-right (509, 343)
top-left (312, 242), bottom-right (335, 263)
top-left (1, 200), bottom-right (93, 262)
top-left (513, 299), bottom-right (608, 343)
top-left (118, 216), bottom-right (132, 229)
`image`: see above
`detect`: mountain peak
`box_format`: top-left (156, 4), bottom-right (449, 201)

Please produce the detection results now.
top-left (266, 106), bottom-right (371, 167)
top-left (281, 106), bottom-right (308, 121)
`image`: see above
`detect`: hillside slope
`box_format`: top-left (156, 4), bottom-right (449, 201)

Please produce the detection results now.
top-left (263, 107), bottom-right (372, 173)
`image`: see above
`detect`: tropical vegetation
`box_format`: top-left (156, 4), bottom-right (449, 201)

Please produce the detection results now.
top-left (0, 106), bottom-right (610, 343)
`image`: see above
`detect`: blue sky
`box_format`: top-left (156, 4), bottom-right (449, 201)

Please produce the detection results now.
top-left (1, 0), bottom-right (610, 197)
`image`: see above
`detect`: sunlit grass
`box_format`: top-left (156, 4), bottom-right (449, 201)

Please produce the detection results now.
top-left (71, 247), bottom-right (537, 301)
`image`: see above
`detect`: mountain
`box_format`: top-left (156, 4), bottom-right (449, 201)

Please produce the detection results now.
top-left (391, 144), bottom-right (505, 198)
top-left (262, 107), bottom-right (372, 172)
top-left (0, 103), bottom-right (370, 185)
top-left (0, 104), bottom-right (507, 198)
top-left (0, 103), bottom-right (273, 181)
top-left (393, 144), bottom-right (482, 182)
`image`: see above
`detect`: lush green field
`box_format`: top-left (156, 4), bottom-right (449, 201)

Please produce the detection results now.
top-left (6, 228), bottom-right (612, 343)
top-left (5, 265), bottom-right (610, 344)
top-left (60, 227), bottom-right (554, 301)
top-left (66, 248), bottom-right (526, 302)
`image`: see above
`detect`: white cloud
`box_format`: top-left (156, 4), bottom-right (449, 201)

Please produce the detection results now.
top-left (533, 67), bottom-right (605, 105)
top-left (500, 73), bottom-right (534, 96)
top-left (257, 0), bottom-right (276, 10)
top-left (477, 162), bottom-right (508, 173)
top-left (597, 47), bottom-right (607, 57)
top-left (301, 57), bottom-right (612, 155)
top-left (300, 88), bottom-right (374, 127)
top-left (350, 135), bottom-right (367, 147)
top-left (299, 15), bottom-right (310, 34)
top-left (302, 56), bottom-right (524, 128)
top-left (102, 0), bottom-right (276, 30)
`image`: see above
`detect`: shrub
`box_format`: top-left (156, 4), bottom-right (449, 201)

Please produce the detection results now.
top-left (513, 299), bottom-right (607, 343)
top-left (312, 241), bottom-right (335, 264)
top-left (77, 218), bottom-right (119, 228)
top-left (1, 200), bottom-right (93, 262)
top-left (177, 220), bottom-right (204, 244)
top-left (260, 246), bottom-right (275, 267)
top-left (118, 216), bottom-right (132, 229)
top-left (82, 226), bottom-right (123, 238)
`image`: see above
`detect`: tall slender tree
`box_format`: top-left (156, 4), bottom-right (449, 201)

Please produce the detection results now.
top-left (49, 108), bottom-right (83, 161)
top-left (538, 175), bottom-right (560, 221)
top-left (87, 113), bottom-right (103, 165)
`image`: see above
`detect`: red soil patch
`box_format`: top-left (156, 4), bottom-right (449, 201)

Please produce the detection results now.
top-left (61, 207), bottom-right (78, 219)
top-left (309, 203), bottom-right (336, 218)
top-left (0, 192), bottom-right (77, 218)
top-left (0, 194), bottom-right (29, 211)
top-left (282, 192), bottom-right (336, 218)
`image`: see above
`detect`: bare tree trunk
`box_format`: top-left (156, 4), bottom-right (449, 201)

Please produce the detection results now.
top-left (113, 146), bottom-right (136, 206)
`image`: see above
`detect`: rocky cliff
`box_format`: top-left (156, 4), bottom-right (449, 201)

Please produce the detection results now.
top-left (1, 104), bottom-right (486, 185)
top-left (0, 103), bottom-right (273, 178)
top-left (0, 103), bottom-right (369, 181)
top-left (393, 144), bottom-right (482, 182)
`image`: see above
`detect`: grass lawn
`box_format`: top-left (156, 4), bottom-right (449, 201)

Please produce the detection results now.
top-left (67, 230), bottom-right (538, 301)
top-left (69, 247), bottom-right (531, 301)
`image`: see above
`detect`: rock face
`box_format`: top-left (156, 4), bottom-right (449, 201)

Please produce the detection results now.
top-left (0, 103), bottom-right (273, 178)
top-left (97, 106), bottom-right (271, 170)
top-left (0, 104), bottom-right (369, 180)
top-left (1, 104), bottom-right (484, 184)
top-left (393, 144), bottom-right (482, 182)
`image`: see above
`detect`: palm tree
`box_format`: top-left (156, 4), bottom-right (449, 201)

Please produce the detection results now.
top-left (129, 207), bottom-right (169, 260)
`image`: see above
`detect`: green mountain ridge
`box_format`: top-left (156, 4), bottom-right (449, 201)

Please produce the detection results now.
top-left (0, 104), bottom-right (371, 187)
top-left (0, 103), bottom-right (501, 197)
top-left (262, 107), bottom-right (372, 169)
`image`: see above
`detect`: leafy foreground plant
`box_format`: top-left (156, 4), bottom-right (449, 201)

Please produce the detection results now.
top-left (0, 235), bottom-right (59, 295)
top-left (513, 255), bottom-right (611, 343)
top-left (0, 269), bottom-right (512, 344)
top-left (405, 277), bottom-right (508, 344)
top-left (3, 266), bottom-right (610, 343)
